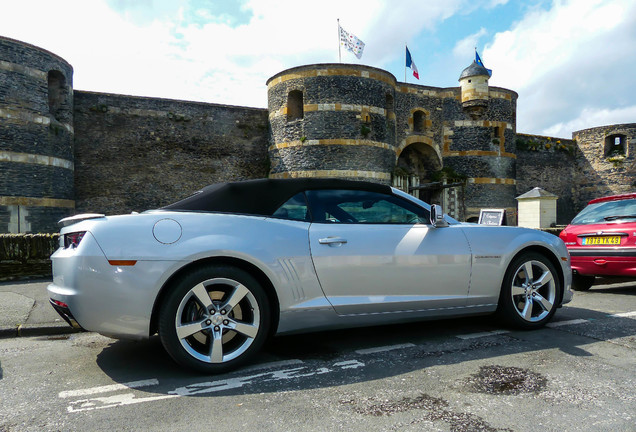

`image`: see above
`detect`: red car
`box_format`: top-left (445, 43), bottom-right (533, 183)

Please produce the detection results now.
top-left (559, 193), bottom-right (636, 291)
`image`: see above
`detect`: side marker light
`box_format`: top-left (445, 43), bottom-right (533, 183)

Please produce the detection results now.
top-left (108, 260), bottom-right (137, 266)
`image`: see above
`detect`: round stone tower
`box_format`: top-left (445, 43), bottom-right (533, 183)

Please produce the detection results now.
top-left (0, 36), bottom-right (74, 233)
top-left (266, 64), bottom-right (398, 183)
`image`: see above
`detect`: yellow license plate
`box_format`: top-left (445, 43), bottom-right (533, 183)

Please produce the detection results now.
top-left (582, 236), bottom-right (620, 245)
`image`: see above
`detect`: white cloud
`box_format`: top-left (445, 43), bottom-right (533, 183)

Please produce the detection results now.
top-left (543, 105), bottom-right (636, 138)
top-left (453, 28), bottom-right (488, 58)
top-left (485, 0), bottom-right (636, 136)
top-left (1, 0), bottom-right (631, 138)
top-left (0, 0), bottom-right (468, 107)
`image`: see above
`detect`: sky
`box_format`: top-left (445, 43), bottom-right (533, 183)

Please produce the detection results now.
top-left (1, 0), bottom-right (634, 138)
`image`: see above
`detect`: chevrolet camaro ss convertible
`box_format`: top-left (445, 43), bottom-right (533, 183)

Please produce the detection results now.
top-left (48, 178), bottom-right (573, 373)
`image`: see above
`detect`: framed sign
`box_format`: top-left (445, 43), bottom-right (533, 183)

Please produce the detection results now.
top-left (478, 209), bottom-right (506, 226)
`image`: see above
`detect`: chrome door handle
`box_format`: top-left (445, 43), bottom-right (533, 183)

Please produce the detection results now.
top-left (318, 237), bottom-right (348, 245)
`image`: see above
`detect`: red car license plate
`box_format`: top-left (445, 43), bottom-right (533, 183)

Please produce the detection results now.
top-left (581, 236), bottom-right (621, 245)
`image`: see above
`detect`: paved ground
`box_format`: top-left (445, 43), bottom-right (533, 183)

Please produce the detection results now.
top-left (0, 279), bottom-right (634, 431)
top-left (0, 279), bottom-right (80, 337)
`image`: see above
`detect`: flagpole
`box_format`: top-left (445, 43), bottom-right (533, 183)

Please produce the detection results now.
top-left (337, 19), bottom-right (341, 63)
top-left (405, 43), bottom-right (407, 83)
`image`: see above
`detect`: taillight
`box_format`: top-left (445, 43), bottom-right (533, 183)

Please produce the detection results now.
top-left (64, 231), bottom-right (86, 249)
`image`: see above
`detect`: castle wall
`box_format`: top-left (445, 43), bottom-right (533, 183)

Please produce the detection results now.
top-left (73, 91), bottom-right (269, 215)
top-left (515, 133), bottom-right (578, 224)
top-left (3, 37), bottom-right (631, 232)
top-left (266, 65), bottom-right (520, 223)
top-left (0, 36), bottom-right (74, 233)
top-left (441, 87), bottom-right (518, 222)
top-left (573, 124), bottom-right (636, 207)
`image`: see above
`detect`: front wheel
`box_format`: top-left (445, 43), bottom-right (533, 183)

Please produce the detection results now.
top-left (159, 265), bottom-right (271, 373)
top-left (497, 253), bottom-right (561, 329)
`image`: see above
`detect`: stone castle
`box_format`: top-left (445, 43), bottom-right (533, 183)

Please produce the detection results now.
top-left (1, 35), bottom-right (634, 233)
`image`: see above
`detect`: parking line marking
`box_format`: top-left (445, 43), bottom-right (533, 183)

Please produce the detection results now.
top-left (59, 379), bottom-right (159, 399)
top-left (546, 319), bottom-right (589, 328)
top-left (63, 360), bottom-right (368, 413)
top-left (240, 359), bottom-right (304, 373)
top-left (355, 343), bottom-right (415, 355)
top-left (456, 330), bottom-right (510, 340)
top-left (610, 311), bottom-right (636, 319)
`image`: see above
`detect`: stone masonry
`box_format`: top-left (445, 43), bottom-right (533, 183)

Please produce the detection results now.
top-left (0, 35), bottom-right (633, 233)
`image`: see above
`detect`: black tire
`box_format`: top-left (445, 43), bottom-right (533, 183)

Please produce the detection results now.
top-left (572, 274), bottom-right (594, 291)
top-left (159, 265), bottom-right (271, 374)
top-left (497, 252), bottom-right (562, 329)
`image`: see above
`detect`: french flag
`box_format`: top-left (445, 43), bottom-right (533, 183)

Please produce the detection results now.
top-left (406, 46), bottom-right (419, 80)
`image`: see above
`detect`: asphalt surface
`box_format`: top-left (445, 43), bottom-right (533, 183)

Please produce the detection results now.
top-left (0, 279), bottom-right (81, 338)
top-left (0, 278), bottom-right (634, 431)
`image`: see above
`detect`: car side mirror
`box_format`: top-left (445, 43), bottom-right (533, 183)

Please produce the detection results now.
top-left (430, 204), bottom-right (449, 228)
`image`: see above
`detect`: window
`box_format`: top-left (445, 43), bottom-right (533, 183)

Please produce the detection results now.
top-left (271, 193), bottom-right (310, 221)
top-left (306, 189), bottom-right (429, 224)
top-left (385, 94), bottom-right (394, 113)
top-left (570, 198), bottom-right (636, 225)
top-left (48, 70), bottom-right (66, 120)
top-left (287, 90), bottom-right (304, 121)
top-left (605, 134), bottom-right (627, 158)
top-left (413, 111), bottom-right (426, 133)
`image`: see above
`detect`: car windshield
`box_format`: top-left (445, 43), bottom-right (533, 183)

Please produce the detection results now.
top-left (570, 198), bottom-right (636, 225)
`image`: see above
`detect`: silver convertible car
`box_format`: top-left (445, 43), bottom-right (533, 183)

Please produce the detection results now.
top-left (48, 178), bottom-right (573, 373)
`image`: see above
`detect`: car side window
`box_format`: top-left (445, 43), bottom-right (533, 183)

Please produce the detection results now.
top-left (306, 189), bottom-right (429, 224)
top-left (271, 192), bottom-right (310, 221)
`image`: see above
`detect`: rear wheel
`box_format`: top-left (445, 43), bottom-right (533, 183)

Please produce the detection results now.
top-left (159, 265), bottom-right (270, 373)
top-left (572, 274), bottom-right (594, 291)
top-left (497, 253), bottom-right (561, 329)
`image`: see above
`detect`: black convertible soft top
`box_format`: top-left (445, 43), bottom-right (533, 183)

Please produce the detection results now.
top-left (162, 178), bottom-right (392, 216)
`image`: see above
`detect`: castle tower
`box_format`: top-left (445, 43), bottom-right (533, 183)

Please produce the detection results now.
top-left (441, 60), bottom-right (518, 223)
top-left (266, 64), bottom-right (397, 183)
top-left (458, 61), bottom-right (490, 119)
top-left (0, 36), bottom-right (75, 233)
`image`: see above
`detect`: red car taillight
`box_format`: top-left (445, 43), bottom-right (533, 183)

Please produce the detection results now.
top-left (64, 231), bottom-right (86, 249)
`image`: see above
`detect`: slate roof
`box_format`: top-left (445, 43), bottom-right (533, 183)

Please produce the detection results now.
top-left (459, 61), bottom-right (491, 80)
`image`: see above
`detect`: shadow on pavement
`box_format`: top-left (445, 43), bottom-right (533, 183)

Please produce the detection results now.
top-left (89, 306), bottom-right (636, 398)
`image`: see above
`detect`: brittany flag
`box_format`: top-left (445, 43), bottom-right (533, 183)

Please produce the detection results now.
top-left (406, 46), bottom-right (419, 79)
top-left (339, 23), bottom-right (365, 59)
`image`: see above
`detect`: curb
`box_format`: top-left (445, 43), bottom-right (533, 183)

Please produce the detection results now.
top-left (0, 323), bottom-right (82, 339)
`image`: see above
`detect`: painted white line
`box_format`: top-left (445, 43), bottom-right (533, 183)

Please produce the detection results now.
top-left (546, 319), bottom-right (589, 328)
top-left (68, 393), bottom-right (178, 413)
top-left (59, 379), bottom-right (159, 399)
top-left (456, 330), bottom-right (510, 340)
top-left (610, 311), bottom-right (636, 319)
top-left (240, 359), bottom-right (304, 373)
top-left (64, 359), bottom-right (367, 413)
top-left (355, 343), bottom-right (415, 355)
top-left (333, 360), bottom-right (365, 369)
